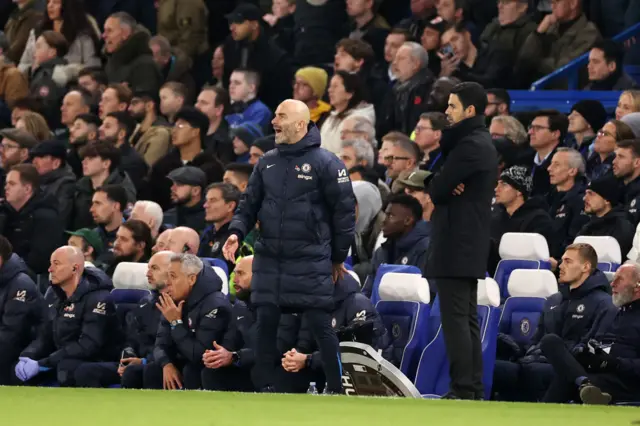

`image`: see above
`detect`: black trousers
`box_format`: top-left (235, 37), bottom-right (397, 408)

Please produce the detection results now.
top-left (201, 366), bottom-right (255, 392)
top-left (74, 362), bottom-right (120, 388)
top-left (252, 304), bottom-right (343, 392)
top-left (492, 360), bottom-right (554, 401)
top-left (435, 278), bottom-right (483, 398)
top-left (121, 364), bottom-right (145, 389)
top-left (541, 333), bottom-right (639, 403)
top-left (139, 362), bottom-right (203, 390)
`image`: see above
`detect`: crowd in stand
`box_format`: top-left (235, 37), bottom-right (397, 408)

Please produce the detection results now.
top-left (0, 0), bottom-right (639, 403)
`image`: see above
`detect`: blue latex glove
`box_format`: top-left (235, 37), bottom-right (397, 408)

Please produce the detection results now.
top-left (15, 357), bottom-right (40, 382)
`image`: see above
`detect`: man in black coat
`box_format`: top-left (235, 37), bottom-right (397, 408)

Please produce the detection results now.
top-left (426, 82), bottom-right (498, 400)
top-left (222, 99), bottom-right (356, 394)
top-left (0, 236), bottom-right (44, 385)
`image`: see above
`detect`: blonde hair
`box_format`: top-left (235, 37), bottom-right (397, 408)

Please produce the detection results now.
top-left (620, 90), bottom-right (640, 114)
top-left (16, 112), bottom-right (51, 141)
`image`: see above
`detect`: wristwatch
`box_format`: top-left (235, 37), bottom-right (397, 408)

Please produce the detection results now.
top-left (231, 351), bottom-right (239, 365)
top-left (304, 354), bottom-right (312, 369)
top-left (170, 319), bottom-right (183, 329)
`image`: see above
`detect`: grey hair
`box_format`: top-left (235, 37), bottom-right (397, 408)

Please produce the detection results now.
top-left (556, 147), bottom-right (586, 175)
top-left (342, 139), bottom-right (374, 166)
top-left (109, 12), bottom-right (137, 31)
top-left (491, 116), bottom-right (527, 145)
top-left (402, 41), bottom-right (429, 70)
top-left (345, 116), bottom-right (376, 144)
top-left (170, 253), bottom-right (203, 275)
top-left (133, 200), bottom-right (163, 234)
top-left (623, 260), bottom-right (640, 282)
top-left (149, 35), bottom-right (172, 57)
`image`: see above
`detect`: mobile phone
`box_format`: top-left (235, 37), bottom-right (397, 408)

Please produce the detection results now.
top-left (440, 44), bottom-right (454, 58)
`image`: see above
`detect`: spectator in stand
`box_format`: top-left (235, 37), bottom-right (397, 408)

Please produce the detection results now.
top-left (149, 35), bottom-right (195, 100)
top-left (579, 175), bottom-right (634, 256)
top-left (568, 100), bottom-right (607, 159)
top-left (195, 86), bottom-right (234, 164)
top-left (515, 0), bottom-right (600, 88)
top-left (157, 0), bottom-right (209, 60)
top-left (585, 40), bottom-right (637, 91)
top-left (153, 229), bottom-right (172, 254)
top-left (385, 133), bottom-right (420, 187)
top-left (65, 228), bottom-right (104, 269)
top-left (528, 110), bottom-right (568, 199)
top-left (128, 90), bottom-right (172, 167)
top-left (99, 83), bottom-right (131, 120)
top-left (164, 166), bottom-right (207, 233)
top-left (485, 89), bottom-right (510, 125)
top-left (588, 0), bottom-right (640, 38)
top-left (350, 180), bottom-right (385, 282)
top-left (379, 42), bottom-right (433, 137)
top-left (613, 139), bottom-right (640, 226)
top-left (230, 123), bottom-right (263, 164)
top-left (210, 45), bottom-right (224, 88)
top-left (10, 97), bottom-right (44, 127)
top-left (293, 67), bottom-right (331, 124)
top-left (587, 120), bottom-right (634, 181)
top-left (398, 170), bottom-right (435, 222)
top-left (479, 0), bottom-right (535, 67)
top-left (225, 69), bottom-right (272, 132)
top-left (364, 194), bottom-right (430, 296)
top-left (340, 116), bottom-right (377, 146)
top-left (3, 0), bottom-right (43, 64)
top-left (130, 200), bottom-right (164, 240)
top-left (547, 148), bottom-right (589, 262)
top-left (615, 90), bottom-right (640, 121)
top-left (489, 166), bottom-right (555, 273)
top-left (60, 88), bottom-right (91, 142)
top-left (340, 139), bottom-right (375, 172)
top-left (0, 37), bottom-right (29, 117)
top-left (263, 0), bottom-right (296, 55)
top-left (18, 0), bottom-right (101, 73)
top-left (0, 235), bottom-right (44, 385)
top-left (489, 116), bottom-right (528, 146)
top-left (72, 141), bottom-right (136, 230)
top-left (15, 111), bottom-right (51, 141)
top-left (420, 17), bottom-right (446, 77)
top-left (425, 76), bottom-right (460, 113)
top-left (0, 163), bottom-right (62, 275)
top-left (223, 3), bottom-right (293, 110)
top-left (292, 0), bottom-right (348, 67)
top-left (99, 111), bottom-right (148, 192)
top-left (320, 71), bottom-right (375, 155)
top-left (397, 0), bottom-right (437, 40)
top-left (378, 28), bottom-right (411, 86)
top-left (249, 136), bottom-right (275, 167)
top-left (345, 0), bottom-right (390, 64)
top-left (67, 113), bottom-right (99, 178)
top-left (108, 219), bottom-right (153, 276)
top-left (77, 67), bottom-right (107, 104)
top-left (415, 112), bottom-right (447, 174)
top-left (159, 82), bottom-right (187, 125)
top-left (90, 184), bottom-right (127, 256)
top-left (436, 0), bottom-right (478, 43)
top-left (165, 226), bottom-right (200, 255)
top-left (0, 129), bottom-right (38, 190)
top-left (223, 163), bottom-right (253, 193)
top-left (30, 140), bottom-right (76, 228)
top-left (103, 12), bottom-right (163, 94)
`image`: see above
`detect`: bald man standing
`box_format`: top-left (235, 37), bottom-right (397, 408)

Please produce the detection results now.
top-left (15, 247), bottom-right (121, 387)
top-left (223, 99), bottom-right (356, 394)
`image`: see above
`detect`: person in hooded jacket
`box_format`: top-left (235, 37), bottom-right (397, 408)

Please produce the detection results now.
top-left (14, 246), bottom-right (121, 386)
top-left (577, 175), bottom-right (635, 257)
top-left (144, 254), bottom-right (231, 390)
top-left (0, 236), bottom-right (44, 385)
top-left (0, 164), bottom-right (63, 275)
top-left (364, 194), bottom-right (430, 297)
top-left (493, 243), bottom-right (615, 402)
top-left (489, 166), bottom-right (556, 275)
top-left (350, 180), bottom-right (385, 285)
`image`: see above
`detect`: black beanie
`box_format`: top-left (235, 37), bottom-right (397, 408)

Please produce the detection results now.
top-left (588, 175), bottom-right (623, 206)
top-left (252, 135), bottom-right (275, 154)
top-left (571, 100), bottom-right (607, 133)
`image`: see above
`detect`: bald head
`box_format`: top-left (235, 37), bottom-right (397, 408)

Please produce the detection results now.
top-left (166, 227), bottom-right (200, 254)
top-left (49, 245), bottom-right (84, 286)
top-left (147, 250), bottom-right (173, 290)
top-left (152, 229), bottom-right (172, 254)
top-left (272, 99), bottom-right (311, 145)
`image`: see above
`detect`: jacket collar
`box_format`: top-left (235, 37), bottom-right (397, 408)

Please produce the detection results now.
top-left (441, 115), bottom-right (486, 154)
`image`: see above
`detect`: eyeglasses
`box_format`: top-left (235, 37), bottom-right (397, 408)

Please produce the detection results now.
top-left (384, 156), bottom-right (411, 162)
top-left (0, 143), bottom-right (20, 151)
top-left (528, 125), bottom-right (550, 132)
top-left (415, 126), bottom-right (434, 133)
top-left (597, 129), bottom-right (615, 138)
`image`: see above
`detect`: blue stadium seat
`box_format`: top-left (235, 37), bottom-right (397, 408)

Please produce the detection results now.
top-left (375, 273), bottom-right (431, 382)
top-left (110, 289), bottom-right (151, 305)
top-left (201, 258), bottom-right (229, 277)
top-left (494, 233), bottom-right (551, 300)
top-left (573, 236), bottom-right (621, 273)
top-left (345, 256), bottom-right (353, 267)
top-left (370, 264), bottom-right (422, 305)
top-left (624, 65), bottom-right (640, 85)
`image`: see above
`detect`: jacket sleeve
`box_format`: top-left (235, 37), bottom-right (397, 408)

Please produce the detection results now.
top-left (429, 142), bottom-right (488, 205)
top-left (58, 179), bottom-right (77, 229)
top-left (39, 293), bottom-right (116, 368)
top-left (20, 319), bottom-right (54, 361)
top-left (0, 280), bottom-right (43, 364)
top-left (229, 162), bottom-right (265, 241)
top-left (152, 320), bottom-right (174, 367)
top-left (17, 29), bottom-right (35, 73)
top-left (7, 14), bottom-right (40, 65)
top-left (26, 208), bottom-right (63, 274)
top-left (127, 60), bottom-right (163, 95)
top-left (135, 127), bottom-right (171, 167)
top-left (66, 35), bottom-right (101, 68)
top-left (320, 155), bottom-right (356, 264)
top-left (170, 296), bottom-right (231, 364)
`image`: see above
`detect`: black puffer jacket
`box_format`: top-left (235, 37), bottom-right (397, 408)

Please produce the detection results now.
top-left (577, 208), bottom-right (635, 257)
top-left (39, 167), bottom-right (76, 229)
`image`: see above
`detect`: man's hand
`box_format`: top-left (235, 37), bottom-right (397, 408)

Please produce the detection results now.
top-left (203, 341), bottom-right (233, 369)
top-left (452, 183), bottom-right (465, 196)
top-left (118, 357), bottom-right (143, 376)
top-left (156, 293), bottom-right (184, 323)
top-left (15, 357), bottom-right (40, 382)
top-left (263, 13), bottom-right (278, 26)
top-left (438, 54), bottom-right (460, 77)
top-left (537, 13), bottom-right (557, 33)
top-left (549, 258), bottom-right (558, 271)
top-left (332, 263), bottom-right (347, 283)
top-left (162, 363), bottom-right (183, 390)
top-left (223, 235), bottom-right (239, 263)
top-left (282, 348), bottom-right (307, 373)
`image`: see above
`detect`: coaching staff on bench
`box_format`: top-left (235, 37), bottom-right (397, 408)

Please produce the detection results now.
top-left (223, 99), bottom-right (356, 394)
top-left (426, 82), bottom-right (498, 400)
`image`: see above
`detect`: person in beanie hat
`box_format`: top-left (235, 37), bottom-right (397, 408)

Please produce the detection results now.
top-left (421, 16), bottom-right (447, 76)
top-left (579, 175), bottom-right (634, 256)
top-left (230, 123), bottom-right (264, 163)
top-left (65, 228), bottom-right (105, 268)
top-left (620, 112), bottom-right (640, 138)
top-left (249, 135), bottom-right (275, 166)
top-left (294, 67), bottom-right (331, 123)
top-left (569, 100), bottom-right (607, 152)
top-left (489, 165), bottom-right (555, 274)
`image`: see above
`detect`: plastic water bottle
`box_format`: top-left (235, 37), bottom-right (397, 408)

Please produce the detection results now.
top-left (306, 382), bottom-right (319, 395)
top-left (322, 382), bottom-right (329, 395)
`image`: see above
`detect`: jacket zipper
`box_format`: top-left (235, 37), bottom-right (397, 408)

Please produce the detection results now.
top-left (277, 160), bottom-right (290, 298)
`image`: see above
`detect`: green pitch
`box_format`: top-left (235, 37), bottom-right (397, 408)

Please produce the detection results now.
top-left (0, 387), bottom-right (638, 426)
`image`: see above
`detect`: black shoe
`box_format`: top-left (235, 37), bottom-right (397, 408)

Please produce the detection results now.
top-left (475, 391), bottom-right (484, 401)
top-left (579, 383), bottom-right (611, 405)
top-left (259, 385), bottom-right (277, 393)
top-left (442, 391), bottom-right (475, 400)
top-left (323, 388), bottom-right (344, 395)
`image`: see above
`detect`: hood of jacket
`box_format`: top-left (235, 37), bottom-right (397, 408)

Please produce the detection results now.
top-left (51, 266), bottom-right (113, 302)
top-left (108, 27), bottom-right (152, 66)
top-left (396, 220), bottom-right (432, 252)
top-left (276, 123), bottom-right (321, 156)
top-left (0, 253), bottom-right (29, 287)
top-left (560, 269), bottom-right (611, 299)
top-left (352, 180), bottom-right (382, 234)
top-left (186, 265), bottom-right (223, 307)
top-left (333, 273), bottom-right (361, 304)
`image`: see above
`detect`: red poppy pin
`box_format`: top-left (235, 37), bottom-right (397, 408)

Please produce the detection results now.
top-left (414, 96), bottom-right (422, 105)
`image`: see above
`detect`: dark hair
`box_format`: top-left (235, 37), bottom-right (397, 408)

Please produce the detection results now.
top-left (592, 39), bottom-right (625, 67)
top-left (161, 81), bottom-right (189, 102)
top-left (487, 88), bottom-right (511, 113)
top-left (39, 0), bottom-right (99, 54)
top-left (10, 163), bottom-right (40, 192)
top-left (225, 163), bottom-right (254, 183)
top-left (610, 120), bottom-right (635, 141)
top-left (336, 38), bottom-right (374, 64)
top-left (388, 193), bottom-right (423, 222)
top-left (201, 85), bottom-right (230, 116)
top-left (75, 112), bottom-right (101, 127)
top-left (78, 67), bottom-right (108, 87)
top-left (616, 139), bottom-right (640, 158)
top-left (332, 71), bottom-right (366, 119)
top-left (79, 140), bottom-right (121, 172)
top-left (67, 87), bottom-right (95, 108)
top-left (565, 243), bottom-right (598, 274)
top-left (419, 111), bottom-right (448, 131)
top-left (389, 27), bottom-right (413, 42)
top-left (444, 21), bottom-right (468, 36)
top-left (95, 184), bottom-right (128, 212)
top-left (231, 69), bottom-right (261, 92)
top-left (173, 106), bottom-right (210, 146)
top-left (206, 182), bottom-right (241, 207)
top-left (106, 111), bottom-right (136, 140)
top-left (39, 30), bottom-right (69, 57)
top-left (534, 109), bottom-right (569, 143)
top-left (0, 235), bottom-right (13, 264)
top-left (106, 83), bottom-right (133, 105)
top-left (450, 82), bottom-right (487, 117)
top-left (120, 219), bottom-right (153, 259)
top-left (348, 165), bottom-right (379, 187)
top-left (12, 97), bottom-right (43, 114)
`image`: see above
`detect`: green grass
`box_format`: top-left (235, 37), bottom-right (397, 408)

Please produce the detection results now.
top-left (0, 387), bottom-right (638, 426)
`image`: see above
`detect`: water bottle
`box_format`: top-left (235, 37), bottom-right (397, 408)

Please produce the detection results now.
top-left (306, 382), bottom-right (319, 395)
top-left (322, 382), bottom-right (329, 395)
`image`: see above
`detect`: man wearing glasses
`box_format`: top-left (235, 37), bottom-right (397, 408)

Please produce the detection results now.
top-left (0, 129), bottom-right (38, 196)
top-left (527, 109), bottom-right (569, 198)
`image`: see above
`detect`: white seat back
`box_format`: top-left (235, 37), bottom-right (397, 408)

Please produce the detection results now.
top-left (477, 278), bottom-right (500, 307)
top-left (374, 231), bottom-right (386, 252)
top-left (573, 236), bottom-right (622, 264)
top-left (507, 269), bottom-right (558, 298)
top-left (499, 233), bottom-right (550, 260)
top-left (379, 273), bottom-right (430, 304)
top-left (112, 262), bottom-right (150, 290)
top-left (348, 270), bottom-right (361, 286)
top-left (604, 271), bottom-right (615, 283)
top-left (212, 266), bottom-right (229, 295)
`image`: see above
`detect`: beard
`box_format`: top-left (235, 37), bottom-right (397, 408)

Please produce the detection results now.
top-left (131, 111), bottom-right (146, 123)
top-left (613, 287), bottom-right (635, 307)
top-left (235, 287), bottom-right (251, 302)
top-left (114, 252), bottom-right (139, 264)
